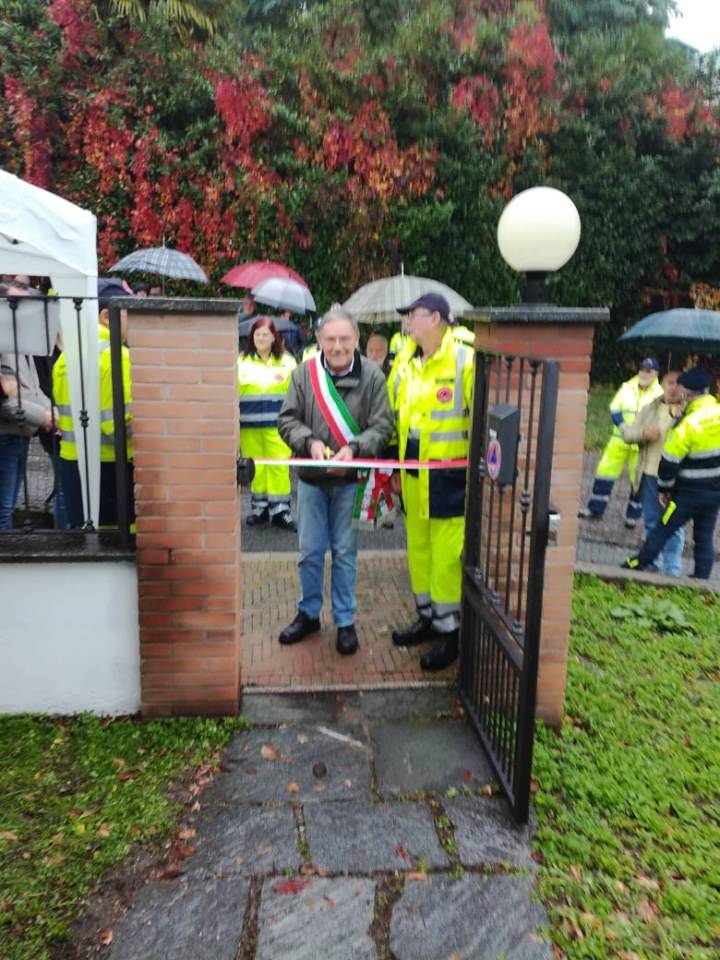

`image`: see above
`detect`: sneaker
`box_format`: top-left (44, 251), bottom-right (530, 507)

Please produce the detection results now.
top-left (624, 518), bottom-right (637, 529)
top-left (578, 507), bottom-right (600, 520)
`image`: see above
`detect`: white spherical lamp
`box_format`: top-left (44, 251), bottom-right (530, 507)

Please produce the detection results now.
top-left (497, 187), bottom-right (581, 302)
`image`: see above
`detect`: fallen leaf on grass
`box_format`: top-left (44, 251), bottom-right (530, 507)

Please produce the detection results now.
top-left (177, 827), bottom-right (196, 840)
top-left (117, 770), bottom-right (139, 781)
top-left (287, 782), bottom-right (300, 794)
top-left (97, 823), bottom-right (112, 838)
top-left (43, 853), bottom-right (65, 866)
top-left (0, 831), bottom-right (18, 841)
top-left (174, 844), bottom-right (195, 859)
top-left (406, 871), bottom-right (427, 881)
top-left (261, 744), bottom-right (279, 761)
top-left (569, 865), bottom-right (582, 883)
top-left (637, 899), bottom-right (657, 924)
top-left (272, 878), bottom-right (312, 895)
top-left (98, 929), bottom-right (113, 946)
top-left (112, 757), bottom-right (126, 769)
top-left (636, 874), bottom-right (659, 892)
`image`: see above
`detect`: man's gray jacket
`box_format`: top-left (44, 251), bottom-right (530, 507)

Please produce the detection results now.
top-left (278, 351), bottom-right (393, 484)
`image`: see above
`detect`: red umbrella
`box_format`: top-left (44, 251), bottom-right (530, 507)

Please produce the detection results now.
top-left (221, 260), bottom-right (308, 289)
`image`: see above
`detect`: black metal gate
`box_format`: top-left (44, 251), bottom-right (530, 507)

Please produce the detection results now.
top-left (460, 352), bottom-right (559, 823)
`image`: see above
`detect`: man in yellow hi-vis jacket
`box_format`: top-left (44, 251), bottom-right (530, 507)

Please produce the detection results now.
top-left (624, 367), bottom-right (720, 579)
top-left (579, 358), bottom-right (663, 527)
top-left (53, 283), bottom-right (133, 528)
top-left (388, 293), bottom-right (474, 671)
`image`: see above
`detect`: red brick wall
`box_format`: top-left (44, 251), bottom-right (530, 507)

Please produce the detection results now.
top-left (128, 309), bottom-right (242, 716)
top-left (474, 321), bottom-right (595, 726)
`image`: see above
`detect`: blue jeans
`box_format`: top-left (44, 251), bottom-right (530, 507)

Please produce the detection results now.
top-left (297, 479), bottom-right (360, 626)
top-left (639, 474), bottom-right (684, 576)
top-left (0, 434), bottom-right (29, 529)
top-left (637, 487), bottom-right (720, 579)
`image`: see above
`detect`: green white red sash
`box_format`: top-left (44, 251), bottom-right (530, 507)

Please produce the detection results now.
top-left (308, 353), bottom-right (396, 529)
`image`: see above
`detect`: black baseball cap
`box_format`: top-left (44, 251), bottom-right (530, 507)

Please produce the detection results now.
top-left (639, 357), bottom-right (659, 371)
top-left (678, 368), bottom-right (712, 392)
top-left (397, 292), bottom-right (450, 321)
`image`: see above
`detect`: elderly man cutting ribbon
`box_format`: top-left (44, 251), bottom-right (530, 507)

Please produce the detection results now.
top-left (277, 306), bottom-right (393, 655)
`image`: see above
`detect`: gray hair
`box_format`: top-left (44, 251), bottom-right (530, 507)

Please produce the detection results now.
top-left (317, 305), bottom-right (359, 336)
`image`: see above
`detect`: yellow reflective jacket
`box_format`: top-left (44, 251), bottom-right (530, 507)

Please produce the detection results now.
top-left (389, 327), bottom-right (474, 519)
top-left (658, 394), bottom-right (720, 493)
top-left (53, 324), bottom-right (132, 462)
top-left (609, 375), bottom-right (663, 436)
top-left (301, 343), bottom-right (319, 363)
top-left (237, 351), bottom-right (296, 430)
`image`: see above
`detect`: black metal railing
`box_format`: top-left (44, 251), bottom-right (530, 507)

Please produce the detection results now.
top-left (460, 351), bottom-right (559, 822)
top-left (0, 292), bottom-right (132, 546)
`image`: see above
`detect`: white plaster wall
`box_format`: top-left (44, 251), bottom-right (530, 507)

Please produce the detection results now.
top-left (0, 562), bottom-right (140, 715)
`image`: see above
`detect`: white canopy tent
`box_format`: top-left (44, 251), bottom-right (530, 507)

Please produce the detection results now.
top-left (0, 169), bottom-right (100, 524)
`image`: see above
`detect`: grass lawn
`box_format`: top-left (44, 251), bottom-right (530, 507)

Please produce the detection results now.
top-left (584, 385), bottom-right (615, 452)
top-left (0, 714), bottom-right (240, 960)
top-left (534, 575), bottom-right (720, 959)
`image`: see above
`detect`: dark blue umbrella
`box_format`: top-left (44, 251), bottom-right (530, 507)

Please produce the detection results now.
top-left (618, 309), bottom-right (720, 354)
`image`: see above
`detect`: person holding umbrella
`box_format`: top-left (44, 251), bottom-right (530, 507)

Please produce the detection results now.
top-left (238, 316), bottom-right (297, 530)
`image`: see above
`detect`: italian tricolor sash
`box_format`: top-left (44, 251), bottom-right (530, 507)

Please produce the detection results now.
top-left (307, 353), bottom-right (396, 529)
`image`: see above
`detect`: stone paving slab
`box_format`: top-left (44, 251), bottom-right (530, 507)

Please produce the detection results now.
top-left (303, 799), bottom-right (449, 873)
top-left (445, 797), bottom-right (535, 869)
top-left (108, 877), bottom-right (248, 960)
top-left (257, 876), bottom-right (376, 960)
top-left (390, 874), bottom-right (552, 960)
top-left (241, 688), bottom-right (457, 726)
top-left (185, 806), bottom-right (300, 877)
top-left (372, 719), bottom-right (493, 796)
top-left (205, 725), bottom-right (372, 805)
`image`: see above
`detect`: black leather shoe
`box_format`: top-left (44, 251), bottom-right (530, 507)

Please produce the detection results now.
top-left (420, 632), bottom-right (459, 671)
top-left (336, 624), bottom-right (358, 655)
top-left (279, 612), bottom-right (321, 645)
top-left (271, 513), bottom-right (297, 532)
top-left (246, 509), bottom-right (269, 527)
top-left (392, 618), bottom-right (433, 647)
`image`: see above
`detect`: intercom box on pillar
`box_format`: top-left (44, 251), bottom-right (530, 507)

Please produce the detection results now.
top-left (487, 403), bottom-right (520, 486)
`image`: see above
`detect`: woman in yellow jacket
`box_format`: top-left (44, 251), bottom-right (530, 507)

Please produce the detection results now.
top-left (238, 316), bottom-right (297, 530)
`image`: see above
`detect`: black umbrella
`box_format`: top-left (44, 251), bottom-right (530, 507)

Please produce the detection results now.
top-left (238, 314), bottom-right (301, 337)
top-left (618, 309), bottom-right (720, 354)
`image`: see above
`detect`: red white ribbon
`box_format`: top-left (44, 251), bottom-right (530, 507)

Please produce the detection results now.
top-left (252, 457), bottom-right (468, 470)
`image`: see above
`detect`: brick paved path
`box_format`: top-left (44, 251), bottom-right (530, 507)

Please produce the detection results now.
top-left (242, 550), bottom-right (456, 689)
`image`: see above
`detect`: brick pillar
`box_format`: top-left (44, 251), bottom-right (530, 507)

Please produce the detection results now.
top-left (126, 299), bottom-right (242, 716)
top-left (470, 305), bottom-right (608, 726)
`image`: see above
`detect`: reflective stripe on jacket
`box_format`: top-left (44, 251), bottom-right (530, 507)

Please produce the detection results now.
top-left (389, 327), bottom-right (474, 519)
top-left (658, 394), bottom-right (720, 493)
top-left (237, 352), bottom-right (296, 429)
top-left (609, 375), bottom-right (663, 436)
top-left (52, 323), bottom-right (132, 462)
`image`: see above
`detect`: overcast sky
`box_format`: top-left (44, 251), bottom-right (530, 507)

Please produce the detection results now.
top-left (666, 0), bottom-right (720, 53)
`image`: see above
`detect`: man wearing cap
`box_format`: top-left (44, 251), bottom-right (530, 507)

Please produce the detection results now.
top-left (623, 368), bottom-right (720, 578)
top-left (389, 293), bottom-right (474, 671)
top-left (579, 358), bottom-right (663, 527)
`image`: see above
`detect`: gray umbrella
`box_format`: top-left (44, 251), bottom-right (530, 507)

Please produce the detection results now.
top-left (109, 246), bottom-right (208, 283)
top-left (618, 309), bottom-right (720, 354)
top-left (342, 272), bottom-right (472, 324)
top-left (238, 314), bottom-right (301, 336)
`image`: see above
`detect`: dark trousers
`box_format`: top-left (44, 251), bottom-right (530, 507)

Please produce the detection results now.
top-left (59, 458), bottom-right (135, 529)
top-left (637, 488), bottom-right (720, 579)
